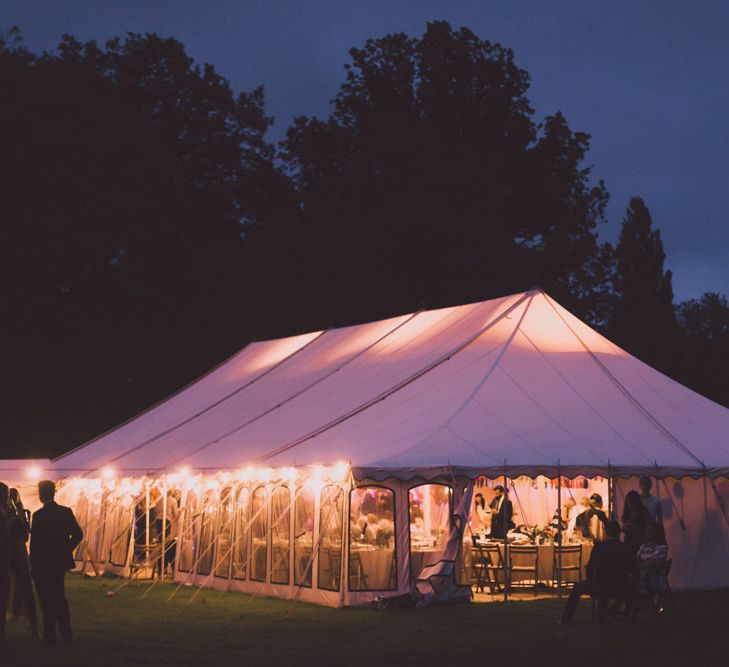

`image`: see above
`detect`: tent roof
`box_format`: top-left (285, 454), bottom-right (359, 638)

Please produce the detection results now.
top-left (53, 290), bottom-right (729, 479)
top-left (0, 459), bottom-right (53, 482)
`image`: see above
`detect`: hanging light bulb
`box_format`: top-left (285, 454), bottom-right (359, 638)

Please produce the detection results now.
top-left (25, 465), bottom-right (42, 481)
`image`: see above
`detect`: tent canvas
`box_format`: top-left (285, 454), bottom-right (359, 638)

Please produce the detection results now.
top-left (0, 459), bottom-right (52, 512)
top-left (47, 289), bottom-right (729, 603)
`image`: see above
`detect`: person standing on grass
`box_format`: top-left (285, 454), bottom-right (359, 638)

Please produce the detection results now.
top-left (8, 488), bottom-right (38, 638)
top-left (30, 480), bottom-right (83, 645)
top-left (0, 482), bottom-right (11, 641)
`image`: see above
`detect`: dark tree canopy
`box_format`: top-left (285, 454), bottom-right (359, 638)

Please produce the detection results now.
top-left (675, 293), bottom-right (729, 408)
top-left (1, 23), bottom-right (728, 459)
top-left (608, 197), bottom-right (676, 369)
top-left (272, 21), bottom-right (611, 330)
top-left (0, 32), bottom-right (285, 457)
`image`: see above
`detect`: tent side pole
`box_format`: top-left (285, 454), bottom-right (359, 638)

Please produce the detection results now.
top-left (162, 485), bottom-right (167, 578)
top-left (557, 460), bottom-right (562, 599)
top-left (503, 460), bottom-right (508, 603)
top-left (607, 460), bottom-right (614, 520)
top-left (341, 476), bottom-right (352, 607)
top-left (145, 481), bottom-right (151, 571)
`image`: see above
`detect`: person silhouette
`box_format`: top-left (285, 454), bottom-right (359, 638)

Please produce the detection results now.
top-left (8, 488), bottom-right (39, 638)
top-left (488, 486), bottom-right (513, 540)
top-left (0, 482), bottom-right (11, 641)
top-left (30, 480), bottom-right (83, 644)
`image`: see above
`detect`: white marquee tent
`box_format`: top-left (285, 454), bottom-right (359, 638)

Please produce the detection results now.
top-left (49, 289), bottom-right (729, 604)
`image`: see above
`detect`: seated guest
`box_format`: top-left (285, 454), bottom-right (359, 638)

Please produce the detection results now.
top-left (560, 520), bottom-right (636, 624)
top-left (622, 490), bottom-right (650, 557)
top-left (635, 522), bottom-right (668, 598)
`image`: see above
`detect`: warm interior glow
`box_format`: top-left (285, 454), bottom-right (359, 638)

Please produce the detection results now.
top-left (57, 462), bottom-right (352, 503)
top-left (25, 465), bottom-right (42, 481)
top-left (329, 461), bottom-right (350, 482)
top-left (513, 293), bottom-right (619, 355)
top-left (305, 469), bottom-right (323, 494)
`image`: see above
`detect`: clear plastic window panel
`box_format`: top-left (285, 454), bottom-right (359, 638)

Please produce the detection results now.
top-left (270, 486), bottom-right (291, 584)
top-left (294, 486), bottom-right (315, 587)
top-left (196, 490), bottom-right (218, 576)
top-left (318, 485), bottom-right (343, 591)
top-left (349, 487), bottom-right (396, 591)
top-left (250, 486), bottom-right (268, 581)
top-left (109, 502), bottom-right (133, 567)
top-left (133, 496), bottom-right (149, 563)
top-left (178, 490), bottom-right (198, 573)
top-left (98, 491), bottom-right (112, 563)
top-left (214, 486), bottom-right (234, 578)
top-left (231, 486), bottom-right (250, 580)
top-left (74, 494), bottom-right (89, 560)
top-left (408, 484), bottom-right (452, 580)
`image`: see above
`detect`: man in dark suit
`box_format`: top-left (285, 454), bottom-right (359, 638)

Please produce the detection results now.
top-left (30, 480), bottom-right (83, 644)
top-left (488, 485), bottom-right (513, 540)
top-left (0, 482), bottom-right (10, 640)
top-left (560, 520), bottom-right (637, 624)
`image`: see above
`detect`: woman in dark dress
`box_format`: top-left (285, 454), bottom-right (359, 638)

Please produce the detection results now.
top-left (8, 488), bottom-right (38, 638)
top-left (621, 490), bottom-right (650, 557)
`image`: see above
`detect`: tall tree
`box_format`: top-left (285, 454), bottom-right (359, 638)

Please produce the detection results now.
top-left (272, 21), bottom-right (611, 332)
top-left (609, 197), bottom-right (675, 368)
top-left (0, 32), bottom-right (286, 457)
top-left (675, 292), bottom-right (729, 407)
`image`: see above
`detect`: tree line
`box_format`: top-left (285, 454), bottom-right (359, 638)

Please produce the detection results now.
top-left (1, 22), bottom-right (727, 458)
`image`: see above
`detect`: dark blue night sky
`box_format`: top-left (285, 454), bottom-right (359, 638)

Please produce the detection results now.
top-left (2, 0), bottom-right (727, 301)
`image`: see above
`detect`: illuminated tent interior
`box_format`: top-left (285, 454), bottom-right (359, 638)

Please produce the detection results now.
top-left (0, 459), bottom-right (50, 512)
top-left (47, 289), bottom-right (729, 605)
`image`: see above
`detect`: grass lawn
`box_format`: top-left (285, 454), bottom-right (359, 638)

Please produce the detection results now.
top-left (2, 574), bottom-right (727, 666)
